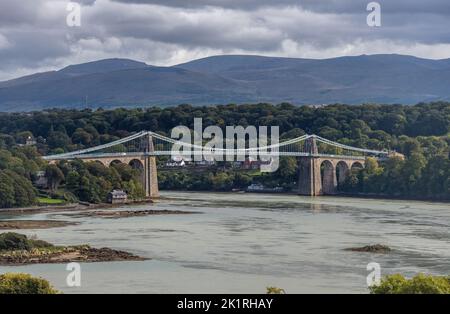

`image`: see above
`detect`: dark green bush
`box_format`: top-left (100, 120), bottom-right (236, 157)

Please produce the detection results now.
top-left (0, 232), bottom-right (32, 251)
top-left (0, 273), bottom-right (59, 294)
top-left (0, 232), bottom-right (53, 251)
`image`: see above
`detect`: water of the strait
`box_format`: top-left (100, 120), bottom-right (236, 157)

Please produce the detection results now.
top-left (0, 191), bottom-right (449, 293)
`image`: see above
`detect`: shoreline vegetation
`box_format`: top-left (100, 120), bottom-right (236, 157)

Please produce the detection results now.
top-left (0, 232), bottom-right (146, 266)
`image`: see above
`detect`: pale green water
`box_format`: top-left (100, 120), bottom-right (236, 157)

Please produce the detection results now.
top-left (0, 191), bottom-right (449, 294)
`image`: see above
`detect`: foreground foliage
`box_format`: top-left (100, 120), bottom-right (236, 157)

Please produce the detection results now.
top-left (0, 273), bottom-right (59, 294)
top-left (370, 274), bottom-right (450, 294)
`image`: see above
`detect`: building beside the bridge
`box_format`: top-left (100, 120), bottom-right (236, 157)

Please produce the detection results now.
top-left (25, 136), bottom-right (37, 146)
top-left (33, 171), bottom-right (48, 189)
top-left (165, 159), bottom-right (186, 167)
top-left (107, 190), bottom-right (128, 204)
top-left (388, 151), bottom-right (405, 160)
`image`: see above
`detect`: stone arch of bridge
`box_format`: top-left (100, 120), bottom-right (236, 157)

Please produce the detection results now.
top-left (129, 159), bottom-right (145, 187)
top-left (320, 160), bottom-right (336, 195)
top-left (351, 161), bottom-right (364, 171)
top-left (108, 159), bottom-right (125, 167)
top-left (336, 160), bottom-right (351, 187)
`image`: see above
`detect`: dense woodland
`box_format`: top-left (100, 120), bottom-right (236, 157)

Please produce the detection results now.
top-left (0, 102), bottom-right (449, 207)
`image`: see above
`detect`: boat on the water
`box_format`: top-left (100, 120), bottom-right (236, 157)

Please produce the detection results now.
top-left (246, 183), bottom-right (284, 193)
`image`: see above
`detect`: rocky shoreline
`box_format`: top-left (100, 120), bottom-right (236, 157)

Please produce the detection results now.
top-left (0, 232), bottom-right (147, 266)
top-left (0, 245), bottom-right (146, 266)
top-left (0, 220), bottom-right (78, 230)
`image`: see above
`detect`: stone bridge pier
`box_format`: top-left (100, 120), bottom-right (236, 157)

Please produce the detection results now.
top-left (82, 135), bottom-right (159, 199)
top-left (297, 138), bottom-right (365, 196)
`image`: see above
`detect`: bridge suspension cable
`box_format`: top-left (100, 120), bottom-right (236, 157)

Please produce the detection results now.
top-left (43, 130), bottom-right (389, 160)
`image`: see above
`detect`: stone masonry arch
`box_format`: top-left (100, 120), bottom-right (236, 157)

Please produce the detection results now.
top-left (320, 160), bottom-right (336, 194)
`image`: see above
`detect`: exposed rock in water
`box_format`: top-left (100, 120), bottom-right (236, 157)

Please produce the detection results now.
top-left (345, 244), bottom-right (392, 253)
top-left (0, 220), bottom-right (77, 230)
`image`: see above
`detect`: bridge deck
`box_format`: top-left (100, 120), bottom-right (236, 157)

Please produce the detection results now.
top-left (44, 152), bottom-right (369, 161)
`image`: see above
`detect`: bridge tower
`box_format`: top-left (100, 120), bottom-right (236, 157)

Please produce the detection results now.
top-left (297, 136), bottom-right (324, 196)
top-left (144, 133), bottom-right (160, 198)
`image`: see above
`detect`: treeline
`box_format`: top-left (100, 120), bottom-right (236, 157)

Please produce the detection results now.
top-left (342, 156), bottom-right (450, 200)
top-left (0, 102), bottom-right (449, 155)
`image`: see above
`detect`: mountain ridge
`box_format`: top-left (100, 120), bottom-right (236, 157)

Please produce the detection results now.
top-left (1, 54), bottom-right (449, 111)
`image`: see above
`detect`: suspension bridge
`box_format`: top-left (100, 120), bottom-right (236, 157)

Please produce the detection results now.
top-left (44, 131), bottom-right (393, 197)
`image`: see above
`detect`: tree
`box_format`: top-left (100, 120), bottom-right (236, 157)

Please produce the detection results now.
top-left (234, 172), bottom-right (252, 188)
top-left (400, 152), bottom-right (426, 194)
top-left (47, 131), bottom-right (71, 151)
top-left (211, 172), bottom-right (233, 191)
top-left (0, 170), bottom-right (35, 208)
top-left (419, 155), bottom-right (450, 198)
top-left (365, 157), bottom-right (382, 175)
top-left (379, 113), bottom-right (406, 135)
top-left (65, 171), bottom-right (80, 192)
top-left (72, 128), bottom-right (93, 146)
top-left (6, 170), bottom-right (36, 206)
top-left (0, 171), bottom-right (15, 208)
top-left (397, 136), bottom-right (422, 157)
top-left (45, 164), bottom-right (65, 191)
top-left (278, 157), bottom-right (297, 180)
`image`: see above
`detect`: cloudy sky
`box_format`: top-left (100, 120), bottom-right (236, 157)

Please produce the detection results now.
top-left (0, 0), bottom-right (450, 80)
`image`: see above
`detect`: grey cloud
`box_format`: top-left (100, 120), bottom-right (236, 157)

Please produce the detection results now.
top-left (110, 0), bottom-right (299, 10)
top-left (111, 0), bottom-right (450, 14)
top-left (0, 30), bottom-right (70, 69)
top-left (0, 0), bottom-right (450, 81)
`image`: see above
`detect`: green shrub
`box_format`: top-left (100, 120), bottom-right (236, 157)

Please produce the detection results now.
top-left (0, 273), bottom-right (59, 294)
top-left (30, 239), bottom-right (54, 249)
top-left (0, 232), bottom-right (53, 251)
top-left (370, 273), bottom-right (450, 294)
top-left (49, 190), bottom-right (77, 203)
top-left (62, 191), bottom-right (78, 203)
top-left (0, 232), bottom-right (31, 251)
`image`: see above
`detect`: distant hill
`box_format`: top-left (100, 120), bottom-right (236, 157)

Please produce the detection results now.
top-left (1, 54), bottom-right (450, 111)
